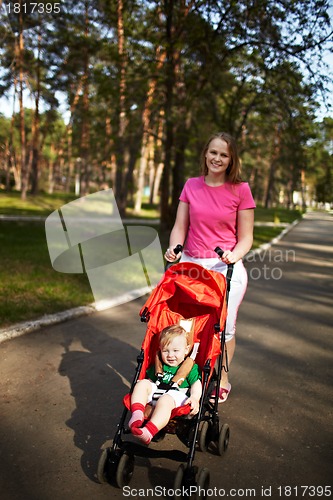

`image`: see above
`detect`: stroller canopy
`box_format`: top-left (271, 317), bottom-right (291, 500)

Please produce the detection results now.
top-left (139, 262), bottom-right (228, 376)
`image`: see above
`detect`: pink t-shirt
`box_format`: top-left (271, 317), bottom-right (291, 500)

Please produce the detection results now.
top-left (179, 176), bottom-right (256, 258)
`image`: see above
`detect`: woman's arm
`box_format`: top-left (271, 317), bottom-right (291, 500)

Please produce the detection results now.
top-left (165, 201), bottom-right (189, 261)
top-left (221, 208), bottom-right (254, 264)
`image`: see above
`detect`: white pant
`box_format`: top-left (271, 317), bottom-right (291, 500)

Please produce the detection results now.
top-left (180, 253), bottom-right (248, 341)
top-left (148, 381), bottom-right (189, 407)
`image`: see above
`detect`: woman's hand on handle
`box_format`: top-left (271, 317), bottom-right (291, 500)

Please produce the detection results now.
top-left (215, 246), bottom-right (241, 264)
top-left (219, 249), bottom-right (238, 264)
top-left (164, 244), bottom-right (183, 262)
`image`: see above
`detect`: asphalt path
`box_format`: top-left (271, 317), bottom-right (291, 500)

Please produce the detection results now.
top-left (0, 212), bottom-right (332, 500)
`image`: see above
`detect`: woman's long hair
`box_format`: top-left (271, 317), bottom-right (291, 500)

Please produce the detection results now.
top-left (200, 132), bottom-right (242, 184)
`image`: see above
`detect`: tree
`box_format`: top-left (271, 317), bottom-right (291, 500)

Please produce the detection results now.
top-left (310, 118), bottom-right (333, 205)
top-left (0, 0), bottom-right (331, 215)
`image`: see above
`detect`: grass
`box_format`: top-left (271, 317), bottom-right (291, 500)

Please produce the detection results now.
top-left (253, 226), bottom-right (284, 248)
top-left (0, 190), bottom-right (80, 216)
top-left (0, 190), bottom-right (161, 219)
top-left (0, 191), bottom-right (303, 328)
top-left (0, 222), bottom-right (94, 327)
top-left (254, 206), bottom-right (302, 224)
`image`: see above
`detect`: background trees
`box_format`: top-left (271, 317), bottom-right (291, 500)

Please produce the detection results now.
top-left (0, 0), bottom-right (332, 224)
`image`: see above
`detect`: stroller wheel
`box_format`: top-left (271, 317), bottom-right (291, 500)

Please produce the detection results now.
top-left (196, 468), bottom-right (210, 498)
top-left (97, 448), bottom-right (112, 484)
top-left (174, 463), bottom-right (185, 493)
top-left (218, 423), bottom-right (230, 455)
top-left (174, 464), bottom-right (196, 498)
top-left (198, 420), bottom-right (210, 452)
top-left (115, 452), bottom-right (135, 488)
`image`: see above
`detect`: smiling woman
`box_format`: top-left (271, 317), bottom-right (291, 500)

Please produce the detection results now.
top-left (164, 131), bottom-right (256, 402)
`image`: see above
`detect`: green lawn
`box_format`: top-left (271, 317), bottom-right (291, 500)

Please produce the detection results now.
top-left (254, 206), bottom-right (302, 224)
top-left (0, 190), bottom-right (80, 216)
top-left (0, 191), bottom-right (303, 328)
top-left (0, 221), bottom-right (94, 327)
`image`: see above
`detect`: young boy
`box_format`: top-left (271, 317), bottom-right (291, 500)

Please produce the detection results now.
top-left (128, 324), bottom-right (202, 445)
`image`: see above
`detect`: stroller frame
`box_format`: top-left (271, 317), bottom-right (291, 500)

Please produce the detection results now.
top-left (97, 258), bottom-right (234, 496)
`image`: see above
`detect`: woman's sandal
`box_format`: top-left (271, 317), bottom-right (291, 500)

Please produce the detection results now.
top-left (210, 383), bottom-right (231, 403)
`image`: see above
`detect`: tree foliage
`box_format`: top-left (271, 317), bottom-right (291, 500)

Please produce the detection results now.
top-left (0, 0), bottom-right (332, 219)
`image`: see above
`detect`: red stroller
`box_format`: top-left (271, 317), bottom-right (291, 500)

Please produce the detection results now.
top-left (98, 255), bottom-right (233, 495)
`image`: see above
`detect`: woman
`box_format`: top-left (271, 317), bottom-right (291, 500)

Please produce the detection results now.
top-left (164, 132), bottom-right (255, 402)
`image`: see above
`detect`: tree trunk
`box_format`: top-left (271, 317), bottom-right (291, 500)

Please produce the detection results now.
top-left (18, 9), bottom-right (27, 200)
top-left (134, 48), bottom-right (166, 213)
top-left (80, 1), bottom-right (91, 196)
top-left (114, 0), bottom-right (128, 216)
top-left (6, 104), bottom-right (17, 190)
top-left (172, 118), bottom-right (191, 215)
top-left (160, 0), bottom-right (175, 229)
top-left (160, 0), bottom-right (194, 228)
top-left (150, 110), bottom-right (165, 205)
top-left (104, 115), bottom-right (115, 187)
top-left (265, 123), bottom-right (281, 208)
top-left (170, 53), bottom-right (191, 221)
top-left (30, 26), bottom-right (42, 195)
top-left (65, 77), bottom-right (84, 194)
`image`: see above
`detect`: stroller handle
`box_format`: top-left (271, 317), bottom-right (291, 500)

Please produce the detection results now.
top-left (165, 244), bottom-right (183, 270)
top-left (214, 246), bottom-right (224, 258)
top-left (215, 246), bottom-right (234, 290)
top-left (173, 244), bottom-right (183, 255)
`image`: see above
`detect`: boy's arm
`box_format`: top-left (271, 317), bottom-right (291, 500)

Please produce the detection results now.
top-left (185, 379), bottom-right (202, 415)
top-left (189, 379), bottom-right (202, 400)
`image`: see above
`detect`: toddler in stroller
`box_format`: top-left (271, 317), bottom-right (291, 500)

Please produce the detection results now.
top-left (128, 324), bottom-right (202, 445)
top-left (98, 261), bottom-right (232, 492)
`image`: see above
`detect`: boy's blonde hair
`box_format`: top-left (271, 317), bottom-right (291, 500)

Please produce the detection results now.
top-left (159, 325), bottom-right (188, 350)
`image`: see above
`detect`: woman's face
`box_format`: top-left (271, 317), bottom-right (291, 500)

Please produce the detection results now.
top-left (205, 138), bottom-right (231, 177)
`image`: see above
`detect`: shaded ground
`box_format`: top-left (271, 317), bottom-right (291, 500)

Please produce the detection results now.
top-left (0, 212), bottom-right (332, 500)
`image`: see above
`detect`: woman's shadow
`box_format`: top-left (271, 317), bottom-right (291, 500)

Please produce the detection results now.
top-left (58, 315), bottom-right (141, 483)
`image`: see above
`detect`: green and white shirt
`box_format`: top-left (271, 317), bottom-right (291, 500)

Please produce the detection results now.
top-left (146, 363), bottom-right (201, 388)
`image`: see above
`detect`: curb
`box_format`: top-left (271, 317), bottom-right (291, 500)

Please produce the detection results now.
top-left (0, 218), bottom-right (302, 345)
top-left (0, 287), bottom-right (151, 345)
top-left (0, 215), bottom-right (160, 225)
top-left (244, 218), bottom-right (300, 262)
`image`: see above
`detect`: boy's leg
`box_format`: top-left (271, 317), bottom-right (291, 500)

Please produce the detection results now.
top-left (129, 379), bottom-right (153, 429)
top-left (132, 394), bottom-right (175, 445)
top-left (150, 393), bottom-right (176, 429)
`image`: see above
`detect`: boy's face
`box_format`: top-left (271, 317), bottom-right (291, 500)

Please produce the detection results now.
top-left (160, 335), bottom-right (189, 367)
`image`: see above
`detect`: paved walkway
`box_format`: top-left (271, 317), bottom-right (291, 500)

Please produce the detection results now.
top-left (0, 212), bottom-right (332, 500)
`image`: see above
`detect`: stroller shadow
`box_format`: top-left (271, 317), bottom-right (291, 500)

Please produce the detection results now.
top-left (58, 316), bottom-right (140, 483)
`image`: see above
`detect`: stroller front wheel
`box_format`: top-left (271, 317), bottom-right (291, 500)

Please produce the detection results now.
top-left (115, 452), bottom-right (135, 488)
top-left (196, 467), bottom-right (210, 498)
top-left (173, 464), bottom-right (197, 498)
top-left (174, 463), bottom-right (185, 494)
